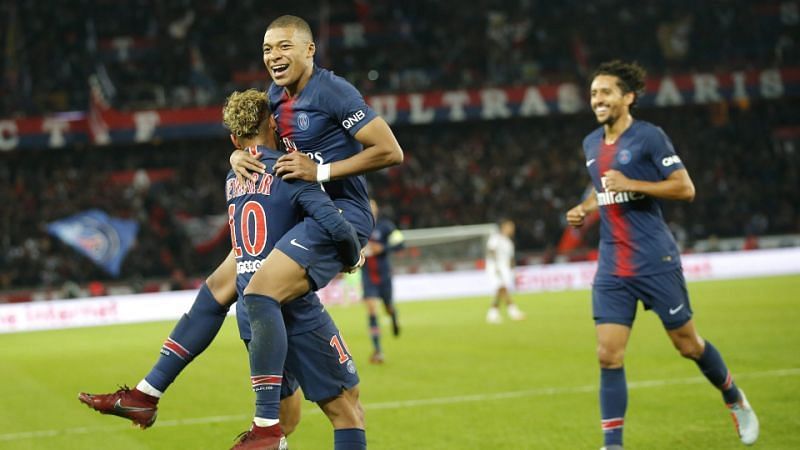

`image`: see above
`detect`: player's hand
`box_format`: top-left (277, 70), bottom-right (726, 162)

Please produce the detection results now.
top-left (275, 152), bottom-right (317, 181)
top-left (342, 249), bottom-right (366, 274)
top-left (230, 149), bottom-right (265, 185)
top-left (602, 169), bottom-right (632, 192)
top-left (566, 205), bottom-right (587, 227)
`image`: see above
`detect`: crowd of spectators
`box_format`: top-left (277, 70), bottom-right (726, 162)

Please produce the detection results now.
top-left (2, 0), bottom-right (797, 116)
top-left (1, 99), bottom-right (797, 293)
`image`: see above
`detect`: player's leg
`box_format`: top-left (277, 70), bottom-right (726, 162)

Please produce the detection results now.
top-left (596, 323), bottom-right (631, 450)
top-left (593, 274), bottom-right (637, 449)
top-left (279, 388), bottom-right (302, 436)
top-left (380, 281), bottom-right (400, 337)
top-left (487, 284), bottom-right (504, 324)
top-left (364, 297), bottom-right (384, 363)
top-left (78, 251), bottom-right (238, 428)
top-left (286, 318), bottom-right (365, 449)
top-left (644, 269), bottom-right (758, 445)
top-left (318, 387), bottom-right (367, 450)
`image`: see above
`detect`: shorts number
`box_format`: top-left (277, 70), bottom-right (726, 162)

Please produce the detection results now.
top-left (228, 201), bottom-right (268, 258)
top-left (329, 334), bottom-right (352, 364)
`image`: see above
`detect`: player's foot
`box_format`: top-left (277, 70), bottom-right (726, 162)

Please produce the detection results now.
top-left (486, 307), bottom-right (502, 324)
top-left (600, 446), bottom-right (623, 450)
top-left (728, 389), bottom-right (759, 445)
top-left (369, 351), bottom-right (385, 364)
top-left (231, 423), bottom-right (287, 450)
top-left (507, 304), bottom-right (526, 321)
top-left (78, 386), bottom-right (158, 429)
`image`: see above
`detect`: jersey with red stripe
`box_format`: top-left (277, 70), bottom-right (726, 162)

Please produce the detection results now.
top-left (582, 120), bottom-right (684, 277)
top-left (268, 66), bottom-right (378, 222)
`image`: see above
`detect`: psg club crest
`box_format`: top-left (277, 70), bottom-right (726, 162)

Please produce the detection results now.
top-left (617, 149), bottom-right (632, 165)
top-left (297, 113), bottom-right (310, 131)
top-left (47, 209), bottom-right (139, 277)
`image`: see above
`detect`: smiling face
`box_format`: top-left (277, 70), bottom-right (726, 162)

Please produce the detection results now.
top-left (590, 74), bottom-right (634, 127)
top-left (262, 26), bottom-right (315, 91)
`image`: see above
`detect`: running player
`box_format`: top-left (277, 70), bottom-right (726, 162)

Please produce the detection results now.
top-left (360, 199), bottom-right (404, 364)
top-left (485, 219), bottom-right (525, 324)
top-left (565, 60), bottom-right (759, 449)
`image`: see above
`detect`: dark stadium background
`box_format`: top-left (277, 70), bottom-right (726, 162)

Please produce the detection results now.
top-left (1, 0), bottom-right (798, 300)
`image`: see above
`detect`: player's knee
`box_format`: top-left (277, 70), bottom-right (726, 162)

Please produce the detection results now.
top-left (320, 389), bottom-right (364, 429)
top-left (597, 345), bottom-right (624, 368)
top-left (205, 272), bottom-right (236, 306)
top-left (674, 339), bottom-right (704, 360)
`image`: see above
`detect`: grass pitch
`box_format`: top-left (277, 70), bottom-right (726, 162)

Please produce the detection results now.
top-left (1, 275), bottom-right (798, 449)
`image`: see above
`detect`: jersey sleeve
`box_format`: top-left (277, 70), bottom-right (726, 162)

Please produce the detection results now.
top-left (325, 75), bottom-right (378, 136)
top-left (288, 180), bottom-right (361, 267)
top-left (384, 221), bottom-right (405, 252)
top-left (647, 126), bottom-right (685, 179)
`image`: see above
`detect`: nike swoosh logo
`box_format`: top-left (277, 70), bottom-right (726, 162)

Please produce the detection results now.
top-left (586, 159), bottom-right (596, 167)
top-left (113, 399), bottom-right (155, 413)
top-left (669, 304), bottom-right (685, 315)
top-left (290, 239), bottom-right (309, 251)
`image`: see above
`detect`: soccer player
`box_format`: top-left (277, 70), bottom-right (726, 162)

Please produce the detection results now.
top-left (565, 60), bottom-right (759, 449)
top-left (360, 199), bottom-right (404, 364)
top-left (485, 219), bottom-right (525, 324)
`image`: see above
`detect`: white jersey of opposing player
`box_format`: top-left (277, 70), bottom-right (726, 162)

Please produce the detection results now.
top-left (486, 233), bottom-right (514, 290)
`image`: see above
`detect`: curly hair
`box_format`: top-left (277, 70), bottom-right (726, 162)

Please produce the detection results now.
top-left (593, 60), bottom-right (647, 107)
top-left (222, 89), bottom-right (270, 139)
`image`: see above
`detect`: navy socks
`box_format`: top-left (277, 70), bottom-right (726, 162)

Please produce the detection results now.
top-left (245, 293), bottom-right (287, 420)
top-left (600, 367), bottom-right (627, 447)
top-left (144, 284), bottom-right (228, 392)
top-left (695, 340), bottom-right (741, 405)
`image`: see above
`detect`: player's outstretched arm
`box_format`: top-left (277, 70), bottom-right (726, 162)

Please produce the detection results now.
top-left (292, 183), bottom-right (362, 267)
top-left (603, 168), bottom-right (695, 202)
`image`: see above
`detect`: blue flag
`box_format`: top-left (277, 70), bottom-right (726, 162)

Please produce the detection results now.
top-left (47, 209), bottom-right (139, 277)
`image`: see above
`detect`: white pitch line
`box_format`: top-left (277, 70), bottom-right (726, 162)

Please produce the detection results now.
top-left (2, 368), bottom-right (797, 442)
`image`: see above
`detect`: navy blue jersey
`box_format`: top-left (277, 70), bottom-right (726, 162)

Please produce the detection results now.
top-left (582, 120), bottom-right (684, 277)
top-left (361, 218), bottom-right (404, 286)
top-left (226, 145), bottom-right (359, 334)
top-left (268, 66), bottom-right (377, 225)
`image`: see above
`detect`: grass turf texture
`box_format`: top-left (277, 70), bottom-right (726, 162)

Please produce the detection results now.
top-left (1, 275), bottom-right (798, 449)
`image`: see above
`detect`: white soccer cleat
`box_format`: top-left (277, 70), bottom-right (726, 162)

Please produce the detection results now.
top-left (486, 307), bottom-right (502, 324)
top-left (507, 304), bottom-right (526, 321)
top-left (729, 389), bottom-right (759, 445)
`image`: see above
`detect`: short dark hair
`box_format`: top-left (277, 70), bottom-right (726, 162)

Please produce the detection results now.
top-left (593, 60), bottom-right (647, 107)
top-left (267, 15), bottom-right (313, 41)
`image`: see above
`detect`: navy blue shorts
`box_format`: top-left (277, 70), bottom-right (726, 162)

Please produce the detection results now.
top-left (592, 268), bottom-right (692, 330)
top-left (243, 318), bottom-right (359, 402)
top-left (276, 214), bottom-right (371, 291)
top-left (362, 277), bottom-right (393, 307)
top-left (283, 319), bottom-right (359, 402)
